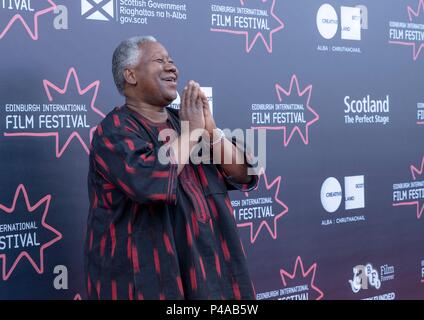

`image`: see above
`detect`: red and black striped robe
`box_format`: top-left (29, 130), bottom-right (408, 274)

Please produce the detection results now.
top-left (84, 105), bottom-right (258, 300)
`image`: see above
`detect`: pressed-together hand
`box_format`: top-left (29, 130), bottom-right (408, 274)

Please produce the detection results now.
top-left (176, 80), bottom-right (251, 183)
top-left (199, 89), bottom-right (217, 139)
top-left (179, 81), bottom-right (205, 140)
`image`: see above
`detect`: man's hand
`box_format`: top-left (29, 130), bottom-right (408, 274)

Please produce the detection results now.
top-left (199, 87), bottom-right (252, 184)
top-left (179, 81), bottom-right (205, 139)
top-left (171, 81), bottom-right (205, 174)
top-left (199, 89), bottom-right (217, 138)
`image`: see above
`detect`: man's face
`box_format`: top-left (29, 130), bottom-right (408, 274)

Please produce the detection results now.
top-left (131, 41), bottom-right (179, 107)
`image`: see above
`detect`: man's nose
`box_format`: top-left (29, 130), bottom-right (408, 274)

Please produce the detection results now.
top-left (165, 62), bottom-right (177, 72)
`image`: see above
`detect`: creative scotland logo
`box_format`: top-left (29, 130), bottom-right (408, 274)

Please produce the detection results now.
top-left (316, 3), bottom-right (368, 54)
top-left (320, 175), bottom-right (366, 227)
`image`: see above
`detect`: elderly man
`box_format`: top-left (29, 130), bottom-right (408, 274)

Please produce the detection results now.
top-left (84, 36), bottom-right (257, 300)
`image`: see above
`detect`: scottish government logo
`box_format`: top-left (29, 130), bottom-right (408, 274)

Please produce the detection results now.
top-left (81, 0), bottom-right (114, 21)
top-left (81, 0), bottom-right (188, 25)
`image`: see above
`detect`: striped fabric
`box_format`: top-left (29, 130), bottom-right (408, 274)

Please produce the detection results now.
top-left (84, 105), bottom-right (258, 300)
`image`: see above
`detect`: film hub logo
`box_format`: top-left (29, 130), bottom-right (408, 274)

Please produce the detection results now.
top-left (81, 0), bottom-right (188, 25)
top-left (343, 94), bottom-right (390, 126)
top-left (349, 263), bottom-right (395, 300)
top-left (389, 0), bottom-right (424, 61)
top-left (349, 264), bottom-right (381, 293)
top-left (393, 156), bottom-right (424, 219)
top-left (0, 0), bottom-right (68, 40)
top-left (316, 3), bottom-right (368, 54)
top-left (320, 175), bottom-right (366, 226)
top-left (210, 0), bottom-right (284, 53)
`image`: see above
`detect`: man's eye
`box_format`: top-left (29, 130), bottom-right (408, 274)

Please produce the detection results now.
top-left (155, 59), bottom-right (164, 63)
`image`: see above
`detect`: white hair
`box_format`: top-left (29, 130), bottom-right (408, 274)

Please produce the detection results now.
top-left (112, 35), bottom-right (157, 95)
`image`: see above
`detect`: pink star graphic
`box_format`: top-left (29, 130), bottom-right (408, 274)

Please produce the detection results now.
top-left (280, 256), bottom-right (324, 300)
top-left (389, 0), bottom-right (424, 61)
top-left (237, 168), bottom-right (289, 243)
top-left (393, 156), bottom-right (424, 219)
top-left (4, 67), bottom-right (106, 157)
top-left (74, 293), bottom-right (82, 300)
top-left (0, 0), bottom-right (56, 40)
top-left (253, 74), bottom-right (320, 147)
top-left (210, 0), bottom-right (284, 53)
top-left (0, 184), bottom-right (62, 281)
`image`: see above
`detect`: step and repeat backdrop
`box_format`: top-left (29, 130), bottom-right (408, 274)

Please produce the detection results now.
top-left (0, 0), bottom-right (423, 300)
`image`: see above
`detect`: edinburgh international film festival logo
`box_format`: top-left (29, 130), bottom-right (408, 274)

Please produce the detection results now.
top-left (210, 0), bottom-right (284, 53)
top-left (230, 168), bottom-right (288, 244)
top-left (0, 185), bottom-right (62, 280)
top-left (389, 0), bottom-right (424, 61)
top-left (81, 0), bottom-right (188, 26)
top-left (0, 0), bottom-right (68, 40)
top-left (2, 68), bottom-right (106, 157)
top-left (393, 156), bottom-right (424, 219)
top-left (256, 256), bottom-right (324, 300)
top-left (251, 75), bottom-right (319, 147)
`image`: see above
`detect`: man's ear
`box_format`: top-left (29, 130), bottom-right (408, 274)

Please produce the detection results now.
top-left (124, 68), bottom-right (137, 86)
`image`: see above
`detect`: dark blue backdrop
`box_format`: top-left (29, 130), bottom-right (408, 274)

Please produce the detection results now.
top-left (0, 0), bottom-right (423, 299)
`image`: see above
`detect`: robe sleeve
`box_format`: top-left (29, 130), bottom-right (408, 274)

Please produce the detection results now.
top-left (217, 136), bottom-right (259, 192)
top-left (91, 114), bottom-right (178, 205)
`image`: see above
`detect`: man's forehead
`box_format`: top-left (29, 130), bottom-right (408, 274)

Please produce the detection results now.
top-left (140, 41), bottom-right (169, 57)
